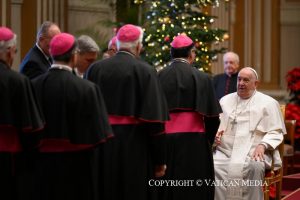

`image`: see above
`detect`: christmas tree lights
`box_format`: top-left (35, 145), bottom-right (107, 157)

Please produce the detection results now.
top-left (138, 0), bottom-right (228, 72)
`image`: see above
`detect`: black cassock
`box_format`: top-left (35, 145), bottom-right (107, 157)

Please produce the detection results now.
top-left (32, 67), bottom-right (112, 200)
top-left (158, 60), bottom-right (222, 200)
top-left (213, 72), bottom-right (238, 100)
top-left (86, 51), bottom-right (169, 200)
top-left (0, 61), bottom-right (44, 200)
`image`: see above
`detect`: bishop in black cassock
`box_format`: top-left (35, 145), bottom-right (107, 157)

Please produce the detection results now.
top-left (0, 27), bottom-right (44, 200)
top-left (158, 34), bottom-right (222, 200)
top-left (86, 24), bottom-right (169, 200)
top-left (32, 33), bottom-right (112, 200)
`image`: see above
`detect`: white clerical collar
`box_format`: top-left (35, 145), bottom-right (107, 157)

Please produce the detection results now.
top-left (50, 64), bottom-right (73, 72)
top-left (73, 68), bottom-right (84, 78)
top-left (36, 43), bottom-right (50, 60)
top-left (171, 58), bottom-right (190, 64)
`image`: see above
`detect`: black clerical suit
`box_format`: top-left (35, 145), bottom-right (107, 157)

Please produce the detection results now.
top-left (213, 73), bottom-right (238, 100)
top-left (20, 45), bottom-right (52, 79)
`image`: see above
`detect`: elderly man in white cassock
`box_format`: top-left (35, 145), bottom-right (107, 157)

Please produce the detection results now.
top-left (213, 67), bottom-right (286, 200)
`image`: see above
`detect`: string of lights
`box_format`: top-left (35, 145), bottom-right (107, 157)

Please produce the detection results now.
top-left (136, 0), bottom-right (229, 72)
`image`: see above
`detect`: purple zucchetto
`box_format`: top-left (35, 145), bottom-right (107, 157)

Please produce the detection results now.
top-left (0, 27), bottom-right (14, 41)
top-left (171, 34), bottom-right (193, 48)
top-left (117, 24), bottom-right (141, 42)
top-left (50, 33), bottom-right (75, 56)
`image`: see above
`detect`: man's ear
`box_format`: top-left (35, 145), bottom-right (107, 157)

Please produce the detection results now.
top-left (136, 42), bottom-right (141, 54)
top-left (187, 51), bottom-right (194, 64)
top-left (6, 47), bottom-right (15, 67)
top-left (255, 80), bottom-right (260, 87)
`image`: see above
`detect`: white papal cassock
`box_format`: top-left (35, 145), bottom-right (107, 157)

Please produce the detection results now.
top-left (213, 91), bottom-right (286, 200)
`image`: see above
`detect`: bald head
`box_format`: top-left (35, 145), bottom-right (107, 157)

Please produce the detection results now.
top-left (223, 51), bottom-right (239, 76)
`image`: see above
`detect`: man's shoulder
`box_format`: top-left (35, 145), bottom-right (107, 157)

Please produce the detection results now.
top-left (67, 74), bottom-right (99, 93)
top-left (192, 67), bottom-right (211, 77)
top-left (220, 92), bottom-right (237, 102)
top-left (21, 46), bottom-right (41, 61)
top-left (213, 73), bottom-right (226, 79)
top-left (0, 68), bottom-right (30, 86)
top-left (73, 75), bottom-right (95, 87)
top-left (255, 91), bottom-right (278, 104)
top-left (20, 46), bottom-right (46, 69)
top-left (136, 59), bottom-right (157, 73)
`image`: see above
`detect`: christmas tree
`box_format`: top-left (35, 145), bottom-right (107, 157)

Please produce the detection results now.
top-left (136, 0), bottom-right (228, 72)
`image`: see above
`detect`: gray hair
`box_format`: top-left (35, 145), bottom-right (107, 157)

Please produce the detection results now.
top-left (77, 35), bottom-right (100, 53)
top-left (223, 51), bottom-right (239, 64)
top-left (36, 21), bottom-right (58, 41)
top-left (0, 34), bottom-right (17, 55)
top-left (117, 26), bottom-right (144, 51)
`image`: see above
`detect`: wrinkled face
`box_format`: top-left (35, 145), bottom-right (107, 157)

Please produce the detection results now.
top-left (39, 25), bottom-right (61, 56)
top-left (223, 53), bottom-right (239, 76)
top-left (76, 51), bottom-right (98, 74)
top-left (237, 69), bottom-right (258, 99)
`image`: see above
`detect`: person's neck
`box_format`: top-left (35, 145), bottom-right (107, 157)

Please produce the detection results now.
top-left (0, 59), bottom-right (10, 68)
top-left (53, 61), bottom-right (72, 69)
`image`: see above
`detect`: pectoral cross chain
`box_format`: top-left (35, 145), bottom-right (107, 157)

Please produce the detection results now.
top-left (230, 118), bottom-right (237, 130)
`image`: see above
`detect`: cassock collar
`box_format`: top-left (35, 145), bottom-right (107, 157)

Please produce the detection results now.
top-left (171, 58), bottom-right (190, 65)
top-left (50, 64), bottom-right (73, 72)
top-left (117, 50), bottom-right (135, 58)
top-left (73, 68), bottom-right (84, 78)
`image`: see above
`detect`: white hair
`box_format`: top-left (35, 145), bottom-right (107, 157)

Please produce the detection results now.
top-left (223, 51), bottom-right (239, 64)
top-left (0, 34), bottom-right (17, 56)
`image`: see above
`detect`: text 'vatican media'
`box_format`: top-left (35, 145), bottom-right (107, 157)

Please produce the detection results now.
top-left (148, 179), bottom-right (268, 187)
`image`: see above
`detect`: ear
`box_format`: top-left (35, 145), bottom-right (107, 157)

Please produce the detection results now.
top-left (136, 42), bottom-right (142, 55)
top-left (6, 47), bottom-right (15, 67)
top-left (254, 80), bottom-right (259, 88)
top-left (187, 50), bottom-right (194, 64)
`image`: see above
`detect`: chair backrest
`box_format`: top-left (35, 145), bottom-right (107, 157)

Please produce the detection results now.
top-left (284, 120), bottom-right (296, 147)
top-left (269, 105), bottom-right (286, 170)
top-left (280, 104), bottom-right (286, 119)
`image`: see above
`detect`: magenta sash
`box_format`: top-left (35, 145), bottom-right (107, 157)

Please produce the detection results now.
top-left (0, 125), bottom-right (22, 152)
top-left (38, 139), bottom-right (96, 152)
top-left (165, 112), bottom-right (205, 134)
top-left (109, 115), bottom-right (141, 125)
